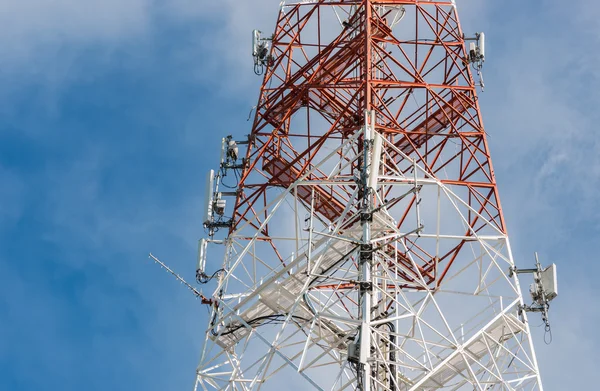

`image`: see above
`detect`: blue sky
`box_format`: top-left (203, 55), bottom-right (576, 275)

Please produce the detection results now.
top-left (0, 1), bottom-right (598, 390)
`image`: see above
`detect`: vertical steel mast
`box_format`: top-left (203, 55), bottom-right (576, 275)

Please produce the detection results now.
top-left (195, 1), bottom-right (545, 390)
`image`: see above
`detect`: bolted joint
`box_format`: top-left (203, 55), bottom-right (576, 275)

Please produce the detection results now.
top-left (360, 212), bottom-right (373, 223)
top-left (360, 244), bottom-right (373, 262)
top-left (508, 266), bottom-right (516, 278)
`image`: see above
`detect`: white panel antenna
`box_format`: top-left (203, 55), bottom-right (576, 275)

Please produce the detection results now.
top-left (540, 263), bottom-right (558, 301)
top-left (478, 32), bottom-right (485, 61)
top-left (252, 30), bottom-right (261, 57)
top-left (197, 238), bottom-right (208, 274)
top-left (203, 170), bottom-right (215, 226)
top-left (369, 133), bottom-right (383, 190)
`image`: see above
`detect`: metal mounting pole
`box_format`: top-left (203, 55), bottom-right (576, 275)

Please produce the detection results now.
top-left (359, 113), bottom-right (374, 391)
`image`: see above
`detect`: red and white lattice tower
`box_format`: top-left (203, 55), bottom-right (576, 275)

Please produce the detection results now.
top-left (194, 1), bottom-right (545, 390)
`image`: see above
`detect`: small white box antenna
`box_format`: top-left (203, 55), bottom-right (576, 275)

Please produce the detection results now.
top-left (469, 42), bottom-right (476, 56)
top-left (214, 198), bottom-right (227, 216)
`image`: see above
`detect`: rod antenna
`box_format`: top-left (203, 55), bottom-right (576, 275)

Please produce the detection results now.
top-left (148, 253), bottom-right (210, 302)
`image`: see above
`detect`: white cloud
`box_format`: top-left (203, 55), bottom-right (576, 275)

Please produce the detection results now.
top-left (0, 0), bottom-right (152, 63)
top-left (0, 0), bottom-right (224, 107)
top-left (456, 2), bottom-right (600, 388)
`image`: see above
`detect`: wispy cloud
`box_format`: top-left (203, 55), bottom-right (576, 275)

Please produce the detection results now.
top-left (455, 1), bottom-right (600, 388)
top-left (0, 2), bottom-right (215, 389)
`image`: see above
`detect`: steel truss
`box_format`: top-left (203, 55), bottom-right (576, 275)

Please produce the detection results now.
top-left (195, 1), bottom-right (543, 390)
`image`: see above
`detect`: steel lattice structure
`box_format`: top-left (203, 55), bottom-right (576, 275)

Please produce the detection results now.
top-left (194, 1), bottom-right (544, 390)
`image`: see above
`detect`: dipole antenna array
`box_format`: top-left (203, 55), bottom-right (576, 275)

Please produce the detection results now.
top-left (185, 1), bottom-right (557, 390)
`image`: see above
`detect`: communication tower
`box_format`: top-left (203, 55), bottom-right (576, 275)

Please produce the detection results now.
top-left (192, 1), bottom-right (557, 390)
